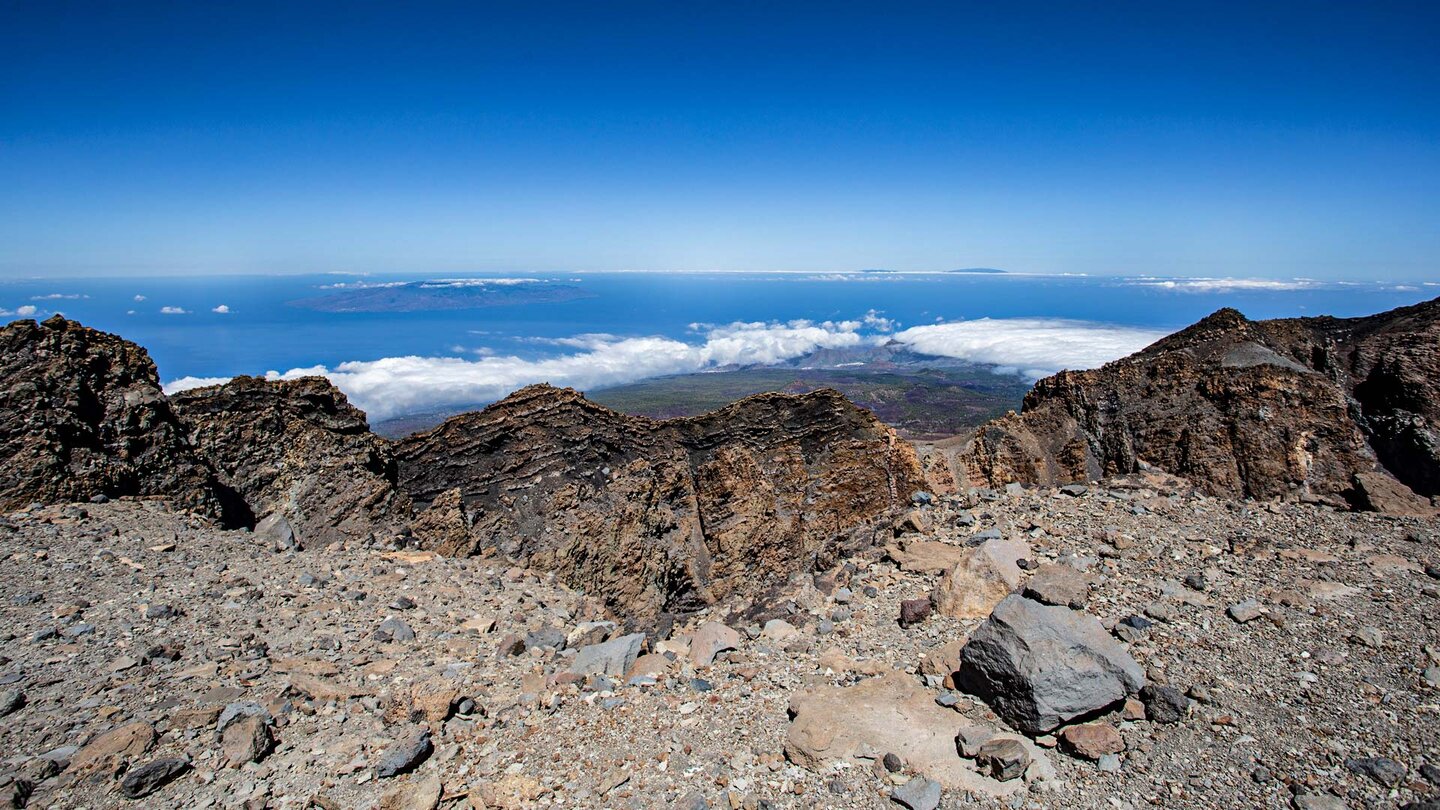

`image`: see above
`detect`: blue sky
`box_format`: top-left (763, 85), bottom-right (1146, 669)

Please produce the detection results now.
top-left (3, 1), bottom-right (1439, 279)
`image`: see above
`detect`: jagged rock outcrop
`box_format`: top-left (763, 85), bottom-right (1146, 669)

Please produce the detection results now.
top-left (396, 384), bottom-right (926, 626)
top-left (943, 298), bottom-right (1440, 513)
top-left (171, 376), bottom-right (410, 546)
top-left (0, 316), bottom-right (244, 522)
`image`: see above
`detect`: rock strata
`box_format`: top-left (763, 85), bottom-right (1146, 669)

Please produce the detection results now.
top-left (171, 375), bottom-right (411, 545)
top-left (396, 384), bottom-right (925, 625)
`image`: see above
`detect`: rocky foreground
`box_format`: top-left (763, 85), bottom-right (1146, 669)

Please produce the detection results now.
top-left (2, 479), bottom-right (1438, 809)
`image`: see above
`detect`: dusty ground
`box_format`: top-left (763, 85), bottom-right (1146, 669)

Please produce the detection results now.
top-left (1, 480), bottom-right (1438, 809)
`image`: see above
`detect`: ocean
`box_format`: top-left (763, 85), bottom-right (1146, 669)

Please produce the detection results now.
top-left (2, 271), bottom-right (1433, 420)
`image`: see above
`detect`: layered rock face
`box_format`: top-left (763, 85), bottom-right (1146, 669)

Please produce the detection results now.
top-left (171, 376), bottom-right (411, 545)
top-left (946, 298), bottom-right (1440, 512)
top-left (0, 316), bottom-right (243, 522)
top-left (396, 384), bottom-right (926, 626)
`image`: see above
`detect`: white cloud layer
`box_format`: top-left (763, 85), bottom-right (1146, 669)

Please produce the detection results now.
top-left (164, 319), bottom-right (867, 419)
top-left (163, 315), bottom-right (1172, 420)
top-left (160, 306), bottom-right (188, 314)
top-left (1125, 277), bottom-right (1320, 293)
top-left (891, 318), bottom-right (1168, 378)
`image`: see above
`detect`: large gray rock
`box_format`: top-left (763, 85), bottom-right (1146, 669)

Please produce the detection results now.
top-left (957, 595), bottom-right (1145, 734)
top-left (569, 633), bottom-right (646, 677)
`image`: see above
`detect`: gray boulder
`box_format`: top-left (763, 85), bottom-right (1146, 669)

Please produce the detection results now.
top-left (956, 594), bottom-right (1145, 734)
top-left (569, 633), bottom-right (646, 677)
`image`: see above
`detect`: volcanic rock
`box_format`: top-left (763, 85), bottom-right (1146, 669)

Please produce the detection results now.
top-left (395, 384), bottom-right (925, 625)
top-left (940, 299), bottom-right (1440, 513)
top-left (957, 595), bottom-right (1146, 734)
top-left (118, 757), bottom-right (190, 799)
top-left (171, 375), bottom-right (411, 545)
top-left (0, 316), bottom-right (242, 521)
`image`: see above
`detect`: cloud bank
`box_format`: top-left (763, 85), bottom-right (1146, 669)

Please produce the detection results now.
top-left (891, 318), bottom-right (1168, 378)
top-left (1124, 277), bottom-right (1321, 293)
top-left (164, 315), bottom-right (1170, 421)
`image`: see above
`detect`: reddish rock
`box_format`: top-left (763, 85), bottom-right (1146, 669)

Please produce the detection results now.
top-left (1058, 722), bottom-right (1124, 760)
top-left (899, 598), bottom-right (932, 628)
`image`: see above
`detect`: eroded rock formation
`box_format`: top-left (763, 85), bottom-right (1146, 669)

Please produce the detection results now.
top-left (940, 298), bottom-right (1440, 513)
top-left (396, 384), bottom-right (926, 626)
top-left (0, 316), bottom-right (243, 522)
top-left (171, 376), bottom-right (411, 545)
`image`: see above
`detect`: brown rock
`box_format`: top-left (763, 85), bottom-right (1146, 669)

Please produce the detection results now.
top-left (918, 639), bottom-right (966, 690)
top-left (689, 621), bottom-right (741, 667)
top-left (886, 540), bottom-right (969, 574)
top-left (785, 670), bottom-right (1045, 796)
top-left (396, 385), bottom-right (925, 626)
top-left (1021, 564), bottom-right (1091, 609)
top-left (1058, 722), bottom-right (1124, 760)
top-left (931, 537), bottom-right (1027, 620)
top-left (171, 375), bottom-right (411, 545)
top-left (379, 773), bottom-right (442, 810)
top-left (288, 673), bottom-right (372, 702)
top-left (942, 299), bottom-right (1440, 513)
top-left (221, 715), bottom-right (273, 767)
top-left (407, 487), bottom-right (472, 550)
top-left (0, 317), bottom-right (241, 521)
top-left (70, 721), bottom-right (156, 775)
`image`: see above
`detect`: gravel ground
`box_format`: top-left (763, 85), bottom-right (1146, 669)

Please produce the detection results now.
top-left (1, 480), bottom-right (1437, 809)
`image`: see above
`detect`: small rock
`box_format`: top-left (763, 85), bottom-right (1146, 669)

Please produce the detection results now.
top-left (898, 598), bottom-right (932, 628)
top-left (1058, 722), bottom-right (1124, 760)
top-left (1227, 599), bottom-right (1263, 623)
top-left (378, 772), bottom-right (442, 810)
top-left (1350, 627), bottom-right (1383, 648)
top-left (1292, 794), bottom-right (1349, 810)
top-left (570, 633), bottom-right (646, 677)
top-left (974, 737), bottom-right (1029, 781)
top-left (119, 758), bottom-right (191, 799)
top-left (255, 513), bottom-right (301, 551)
top-left (1021, 564), bottom-right (1090, 609)
top-left (690, 622), bottom-right (741, 667)
top-left (890, 775), bottom-right (941, 810)
top-left (1344, 756), bottom-right (1406, 787)
top-left (1139, 684), bottom-right (1191, 724)
top-left (377, 728), bottom-right (432, 778)
top-left (221, 715), bottom-right (273, 767)
top-left (1097, 753), bottom-right (1121, 773)
top-left (375, 617), bottom-right (416, 643)
top-left (0, 689), bottom-right (24, 717)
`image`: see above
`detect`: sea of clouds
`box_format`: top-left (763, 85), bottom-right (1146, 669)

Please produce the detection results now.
top-left (164, 315), bottom-right (1167, 420)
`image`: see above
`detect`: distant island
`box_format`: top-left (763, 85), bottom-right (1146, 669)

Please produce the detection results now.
top-left (947, 267), bottom-right (1008, 274)
top-left (289, 278), bottom-right (593, 313)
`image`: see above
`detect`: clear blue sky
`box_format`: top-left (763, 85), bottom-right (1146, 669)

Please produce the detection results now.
top-left (2, 1), bottom-right (1438, 279)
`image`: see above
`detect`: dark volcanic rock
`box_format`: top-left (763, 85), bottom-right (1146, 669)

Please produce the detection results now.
top-left (171, 375), bottom-right (411, 545)
top-left (119, 757), bottom-right (190, 799)
top-left (0, 316), bottom-right (244, 522)
top-left (957, 595), bottom-right (1146, 735)
top-left (396, 384), bottom-right (926, 626)
top-left (944, 299), bottom-right (1440, 513)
